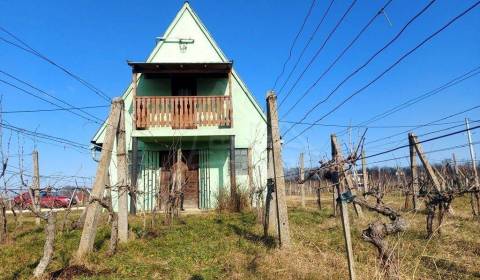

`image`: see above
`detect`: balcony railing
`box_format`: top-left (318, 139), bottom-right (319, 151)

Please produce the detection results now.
top-left (135, 96), bottom-right (233, 129)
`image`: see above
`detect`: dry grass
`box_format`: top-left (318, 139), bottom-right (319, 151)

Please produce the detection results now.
top-left (287, 193), bottom-right (480, 280)
top-left (0, 193), bottom-right (479, 279)
top-left (215, 186), bottom-right (251, 213)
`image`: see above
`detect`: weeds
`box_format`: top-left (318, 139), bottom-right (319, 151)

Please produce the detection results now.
top-left (215, 185), bottom-right (251, 213)
top-left (0, 195), bottom-right (478, 279)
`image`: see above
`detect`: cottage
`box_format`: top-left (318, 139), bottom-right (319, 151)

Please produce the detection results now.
top-left (91, 2), bottom-right (267, 211)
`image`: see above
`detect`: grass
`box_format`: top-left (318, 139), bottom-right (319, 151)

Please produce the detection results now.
top-left (1, 194), bottom-right (479, 279)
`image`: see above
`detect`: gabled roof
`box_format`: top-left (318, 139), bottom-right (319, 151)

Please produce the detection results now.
top-left (92, 2), bottom-right (265, 145)
top-left (146, 2), bottom-right (228, 63)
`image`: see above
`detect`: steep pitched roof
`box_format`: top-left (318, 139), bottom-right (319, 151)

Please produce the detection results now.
top-left (147, 2), bottom-right (228, 63)
top-left (92, 2), bottom-right (265, 145)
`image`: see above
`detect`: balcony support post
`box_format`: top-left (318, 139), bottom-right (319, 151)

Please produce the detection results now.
top-left (132, 72), bottom-right (138, 130)
top-left (228, 72), bottom-right (232, 97)
top-left (229, 135), bottom-right (239, 211)
top-left (130, 137), bottom-right (138, 215)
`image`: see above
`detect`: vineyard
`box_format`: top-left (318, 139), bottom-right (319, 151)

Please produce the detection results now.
top-left (0, 193), bottom-right (479, 279)
top-left (0, 1), bottom-right (479, 279)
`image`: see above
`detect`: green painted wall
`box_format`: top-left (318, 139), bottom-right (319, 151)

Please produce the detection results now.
top-left (137, 76), bottom-right (170, 96)
top-left (136, 76), bottom-right (227, 97)
top-left (197, 78), bottom-right (227, 96)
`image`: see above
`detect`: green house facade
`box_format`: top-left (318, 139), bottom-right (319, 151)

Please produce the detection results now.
top-left (91, 3), bottom-right (267, 211)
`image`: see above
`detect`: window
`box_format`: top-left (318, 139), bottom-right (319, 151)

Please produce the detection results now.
top-left (234, 148), bottom-right (249, 176)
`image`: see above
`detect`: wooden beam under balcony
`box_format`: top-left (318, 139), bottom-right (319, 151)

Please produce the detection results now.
top-left (128, 62), bottom-right (233, 76)
top-left (135, 96), bottom-right (233, 129)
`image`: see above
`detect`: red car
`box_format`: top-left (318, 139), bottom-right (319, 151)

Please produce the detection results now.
top-left (13, 191), bottom-right (75, 209)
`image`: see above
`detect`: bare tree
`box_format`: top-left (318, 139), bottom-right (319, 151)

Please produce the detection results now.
top-left (32, 210), bottom-right (57, 278)
top-left (0, 102), bottom-right (11, 243)
top-left (0, 196), bottom-right (6, 243)
top-left (60, 181), bottom-right (80, 232)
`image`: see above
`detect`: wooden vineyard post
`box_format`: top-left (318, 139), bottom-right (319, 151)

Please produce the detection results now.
top-left (104, 171), bottom-right (112, 224)
top-left (410, 133), bottom-right (450, 236)
top-left (117, 102), bottom-right (129, 243)
top-left (452, 153), bottom-right (459, 175)
top-left (336, 182), bottom-right (356, 280)
top-left (410, 134), bottom-right (443, 192)
top-left (264, 97), bottom-right (275, 237)
top-left (361, 148), bottom-right (368, 194)
top-left (408, 133), bottom-right (419, 210)
top-left (316, 180), bottom-right (322, 210)
top-left (32, 150), bottom-right (41, 226)
top-left (465, 118), bottom-right (480, 215)
top-left (465, 118), bottom-right (479, 187)
top-left (332, 137), bottom-right (363, 218)
top-left (332, 184), bottom-right (338, 217)
top-left (452, 153), bottom-right (464, 188)
top-left (331, 134), bottom-right (356, 280)
top-left (266, 91), bottom-right (291, 248)
top-left (299, 153), bottom-right (305, 208)
top-left (264, 136), bottom-right (277, 237)
top-left (76, 98), bottom-right (122, 259)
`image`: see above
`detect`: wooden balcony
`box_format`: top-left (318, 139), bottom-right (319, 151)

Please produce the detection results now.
top-left (135, 96), bottom-right (233, 129)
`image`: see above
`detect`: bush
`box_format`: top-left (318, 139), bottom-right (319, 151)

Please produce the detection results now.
top-left (237, 187), bottom-right (250, 212)
top-left (215, 186), bottom-right (251, 213)
top-left (215, 187), bottom-right (231, 213)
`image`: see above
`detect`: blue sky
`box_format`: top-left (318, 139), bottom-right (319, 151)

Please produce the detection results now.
top-left (0, 0), bottom-right (479, 184)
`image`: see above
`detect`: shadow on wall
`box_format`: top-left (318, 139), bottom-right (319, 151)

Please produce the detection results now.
top-left (197, 78), bottom-right (228, 96)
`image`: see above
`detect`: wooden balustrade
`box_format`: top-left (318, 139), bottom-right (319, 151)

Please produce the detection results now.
top-left (135, 96), bottom-right (232, 129)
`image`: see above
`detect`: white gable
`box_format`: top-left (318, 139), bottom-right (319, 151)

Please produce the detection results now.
top-left (147, 3), bottom-right (227, 63)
